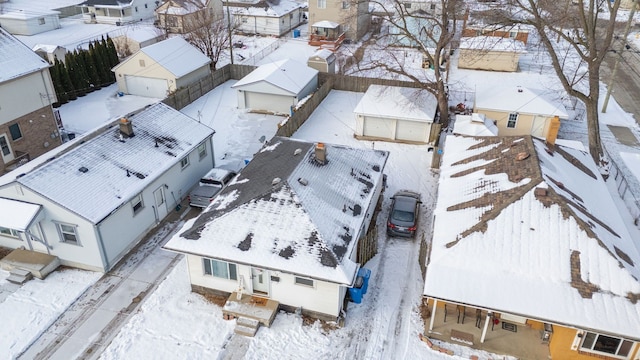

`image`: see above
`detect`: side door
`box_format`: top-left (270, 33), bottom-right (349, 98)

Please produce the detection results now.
top-left (0, 133), bottom-right (15, 163)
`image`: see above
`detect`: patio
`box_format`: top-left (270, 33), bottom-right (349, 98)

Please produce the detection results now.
top-left (425, 303), bottom-right (551, 360)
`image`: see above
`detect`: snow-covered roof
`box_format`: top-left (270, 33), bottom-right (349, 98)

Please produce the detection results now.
top-left (312, 20), bottom-right (339, 29)
top-left (0, 27), bottom-right (50, 83)
top-left (232, 59), bottom-right (318, 95)
top-left (309, 49), bottom-right (335, 61)
top-left (0, 9), bottom-right (60, 19)
top-left (16, 103), bottom-right (214, 224)
top-left (459, 36), bottom-right (527, 53)
top-left (453, 113), bottom-right (498, 136)
top-left (0, 198), bottom-right (42, 232)
top-left (32, 44), bottom-right (66, 53)
top-left (110, 27), bottom-right (163, 43)
top-left (229, 0), bottom-right (304, 17)
top-left (165, 137), bottom-right (389, 285)
top-left (157, 0), bottom-right (207, 15)
top-left (80, 0), bottom-right (133, 7)
top-left (113, 36), bottom-right (211, 77)
top-left (475, 86), bottom-right (569, 118)
top-left (424, 135), bottom-right (640, 340)
top-left (353, 84), bottom-right (437, 123)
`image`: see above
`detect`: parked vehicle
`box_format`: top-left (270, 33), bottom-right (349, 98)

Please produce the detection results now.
top-left (188, 168), bottom-right (237, 208)
top-left (386, 190), bottom-right (421, 238)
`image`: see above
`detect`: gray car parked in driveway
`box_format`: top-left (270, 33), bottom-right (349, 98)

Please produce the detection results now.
top-left (386, 190), bottom-right (421, 238)
top-left (188, 168), bottom-right (236, 208)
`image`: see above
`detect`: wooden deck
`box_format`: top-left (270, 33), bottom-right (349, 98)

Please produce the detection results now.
top-left (222, 292), bottom-right (279, 327)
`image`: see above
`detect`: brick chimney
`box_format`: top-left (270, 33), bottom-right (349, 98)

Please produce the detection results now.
top-left (315, 142), bottom-right (327, 165)
top-left (119, 117), bottom-right (134, 138)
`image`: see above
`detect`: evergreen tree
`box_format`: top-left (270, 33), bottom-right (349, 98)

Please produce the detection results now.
top-left (65, 52), bottom-right (85, 97)
top-left (90, 42), bottom-right (109, 85)
top-left (83, 48), bottom-right (101, 89)
top-left (74, 50), bottom-right (91, 92)
top-left (106, 35), bottom-right (119, 69)
top-left (51, 59), bottom-right (67, 106)
top-left (60, 60), bottom-right (77, 101)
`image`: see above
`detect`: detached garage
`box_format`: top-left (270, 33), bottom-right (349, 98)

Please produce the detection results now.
top-left (354, 85), bottom-right (438, 144)
top-left (232, 59), bottom-right (318, 114)
top-left (112, 37), bottom-right (211, 99)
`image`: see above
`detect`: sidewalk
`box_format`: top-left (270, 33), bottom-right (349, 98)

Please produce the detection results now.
top-left (17, 199), bottom-right (199, 360)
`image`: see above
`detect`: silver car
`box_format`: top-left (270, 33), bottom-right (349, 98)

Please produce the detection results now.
top-left (386, 190), bottom-right (421, 238)
top-left (188, 168), bottom-right (236, 208)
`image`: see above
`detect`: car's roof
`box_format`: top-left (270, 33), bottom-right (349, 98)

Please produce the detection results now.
top-left (393, 193), bottom-right (419, 212)
top-left (202, 168), bottom-right (235, 182)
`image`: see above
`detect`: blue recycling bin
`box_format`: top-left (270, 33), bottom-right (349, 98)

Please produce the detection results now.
top-left (293, 29), bottom-right (300, 38)
top-left (358, 268), bottom-right (371, 295)
top-left (349, 284), bottom-right (363, 304)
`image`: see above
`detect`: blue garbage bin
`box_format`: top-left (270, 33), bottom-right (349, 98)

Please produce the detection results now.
top-left (349, 285), bottom-right (363, 304)
top-left (358, 268), bottom-right (371, 295)
top-left (293, 29), bottom-right (300, 38)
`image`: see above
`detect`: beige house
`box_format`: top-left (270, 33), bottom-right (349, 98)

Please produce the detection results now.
top-left (474, 86), bottom-right (567, 140)
top-left (458, 36), bottom-right (527, 72)
top-left (155, 0), bottom-right (223, 34)
top-left (112, 36), bottom-right (211, 98)
top-left (308, 0), bottom-right (370, 41)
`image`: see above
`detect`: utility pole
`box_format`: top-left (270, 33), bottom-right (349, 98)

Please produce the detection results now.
top-left (226, 0), bottom-right (234, 64)
top-left (602, 0), bottom-right (637, 113)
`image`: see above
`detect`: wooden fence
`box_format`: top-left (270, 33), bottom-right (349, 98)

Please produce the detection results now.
top-left (357, 225), bottom-right (378, 266)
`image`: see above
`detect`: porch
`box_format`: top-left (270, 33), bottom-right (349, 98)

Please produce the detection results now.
top-left (222, 292), bottom-right (279, 328)
top-left (425, 302), bottom-right (551, 360)
top-left (0, 248), bottom-right (60, 280)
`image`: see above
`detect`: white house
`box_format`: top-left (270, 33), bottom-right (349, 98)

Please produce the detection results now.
top-left (0, 9), bottom-right (61, 35)
top-left (0, 103), bottom-right (215, 272)
top-left (78, 0), bottom-right (157, 25)
top-left (32, 44), bottom-right (68, 64)
top-left (164, 137), bottom-right (389, 321)
top-left (229, 0), bottom-right (305, 37)
top-left (232, 59), bottom-right (319, 114)
top-left (423, 135), bottom-right (640, 359)
top-left (354, 84), bottom-right (438, 143)
top-left (0, 27), bottom-right (61, 175)
top-left (112, 36), bottom-right (211, 98)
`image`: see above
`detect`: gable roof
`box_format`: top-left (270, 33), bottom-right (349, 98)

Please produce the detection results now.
top-left (156, 0), bottom-right (207, 15)
top-left (112, 36), bottom-right (211, 77)
top-left (453, 113), bottom-right (498, 136)
top-left (0, 27), bottom-right (50, 83)
top-left (164, 137), bottom-right (389, 285)
top-left (229, 0), bottom-right (304, 17)
top-left (424, 135), bottom-right (640, 340)
top-left (459, 36), bottom-right (527, 53)
top-left (475, 86), bottom-right (569, 118)
top-left (16, 103), bottom-right (214, 224)
top-left (0, 9), bottom-right (60, 20)
top-left (232, 59), bottom-right (318, 95)
top-left (354, 84), bottom-right (437, 123)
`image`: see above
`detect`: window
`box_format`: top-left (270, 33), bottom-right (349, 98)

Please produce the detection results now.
top-left (430, 3), bottom-right (436, 9)
top-left (0, 227), bottom-right (20, 238)
top-left (242, 18), bottom-right (248, 23)
top-left (38, 18), bottom-right (45, 25)
top-left (203, 258), bottom-right (237, 280)
top-left (404, 2), bottom-right (412, 8)
top-left (317, 0), bottom-right (326, 9)
top-left (197, 143), bottom-right (207, 160)
top-left (180, 156), bottom-right (190, 169)
top-left (139, 59), bottom-right (146, 67)
top-left (342, 1), bottom-right (350, 9)
top-left (509, 31), bottom-right (517, 39)
top-left (580, 332), bottom-right (634, 357)
top-left (56, 222), bottom-right (79, 245)
top-left (507, 113), bottom-right (518, 128)
top-left (295, 276), bottom-right (314, 287)
top-left (131, 193), bottom-right (144, 215)
top-left (0, 134), bottom-right (11, 156)
top-left (9, 124), bottom-right (22, 141)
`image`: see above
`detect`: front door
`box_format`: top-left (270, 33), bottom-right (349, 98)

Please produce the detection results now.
top-left (0, 133), bottom-right (14, 163)
top-left (251, 267), bottom-right (270, 296)
top-left (154, 186), bottom-right (168, 221)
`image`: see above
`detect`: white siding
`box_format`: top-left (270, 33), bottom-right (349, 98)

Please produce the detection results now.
top-left (0, 14), bottom-right (60, 36)
top-left (244, 91), bottom-right (294, 114)
top-left (0, 70), bottom-right (56, 125)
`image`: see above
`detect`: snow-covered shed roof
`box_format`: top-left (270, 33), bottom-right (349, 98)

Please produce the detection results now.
top-left (0, 9), bottom-right (60, 20)
top-left (32, 44), bottom-right (66, 53)
top-left (112, 37), bottom-right (211, 77)
top-left (0, 27), bottom-right (50, 83)
top-left (232, 59), bottom-right (318, 95)
top-left (229, 0), bottom-right (304, 17)
top-left (453, 113), bottom-right (498, 137)
top-left (165, 137), bottom-right (389, 285)
top-left (312, 20), bottom-right (339, 29)
top-left (424, 135), bottom-right (640, 340)
top-left (459, 36), bottom-right (527, 53)
top-left (16, 103), bottom-right (214, 224)
top-left (157, 0), bottom-right (207, 15)
top-left (354, 84), bottom-right (437, 123)
top-left (0, 198), bottom-right (42, 232)
top-left (309, 49), bottom-right (335, 61)
top-left (111, 27), bottom-right (163, 43)
top-left (475, 86), bottom-right (569, 119)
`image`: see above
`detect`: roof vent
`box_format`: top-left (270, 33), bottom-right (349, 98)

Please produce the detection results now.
top-left (119, 117), bottom-right (134, 138)
top-left (272, 177), bottom-right (281, 186)
top-left (515, 152), bottom-right (530, 161)
top-left (315, 142), bottom-right (327, 165)
top-left (297, 177), bottom-right (308, 186)
top-left (517, 86), bottom-right (523, 93)
top-left (78, 166), bottom-right (89, 173)
top-left (294, 148), bottom-right (302, 156)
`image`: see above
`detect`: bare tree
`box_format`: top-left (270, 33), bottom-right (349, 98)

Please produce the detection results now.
top-left (346, 0), bottom-right (465, 128)
top-left (495, 0), bottom-right (623, 164)
top-left (183, 7), bottom-right (236, 70)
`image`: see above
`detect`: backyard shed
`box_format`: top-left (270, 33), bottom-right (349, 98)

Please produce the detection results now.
top-left (307, 49), bottom-right (336, 74)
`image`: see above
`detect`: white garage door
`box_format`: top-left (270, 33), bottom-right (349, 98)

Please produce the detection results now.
top-left (396, 120), bottom-right (429, 142)
top-left (125, 76), bottom-right (169, 98)
top-left (245, 92), bottom-right (293, 114)
top-left (363, 117), bottom-right (394, 138)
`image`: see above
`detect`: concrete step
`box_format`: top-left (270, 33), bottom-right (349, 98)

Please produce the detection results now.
top-left (7, 268), bottom-right (33, 285)
top-left (234, 317), bottom-right (260, 337)
top-left (236, 316), bottom-right (259, 329)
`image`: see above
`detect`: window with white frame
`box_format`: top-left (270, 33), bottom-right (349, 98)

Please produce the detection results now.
top-left (580, 332), bottom-right (634, 358)
top-left (403, 2), bottom-right (412, 8)
top-left (197, 143), bottom-right (207, 160)
top-left (295, 276), bottom-right (314, 287)
top-left (430, 3), bottom-right (436, 9)
top-left (203, 258), bottom-right (237, 280)
top-left (131, 193), bottom-right (144, 215)
top-left (317, 0), bottom-right (326, 9)
top-left (38, 18), bottom-right (45, 25)
top-left (509, 31), bottom-right (517, 38)
top-left (507, 113), bottom-right (518, 128)
top-left (180, 156), bottom-right (190, 169)
top-left (0, 226), bottom-right (20, 239)
top-left (56, 222), bottom-right (80, 245)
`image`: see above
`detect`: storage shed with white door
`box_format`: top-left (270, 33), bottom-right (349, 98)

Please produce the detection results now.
top-left (232, 59), bottom-right (319, 115)
top-left (112, 36), bottom-right (211, 98)
top-left (354, 85), bottom-right (438, 143)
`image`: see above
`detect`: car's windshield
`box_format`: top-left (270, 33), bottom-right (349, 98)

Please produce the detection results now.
top-left (200, 179), bottom-right (223, 186)
top-left (392, 209), bottom-right (414, 222)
